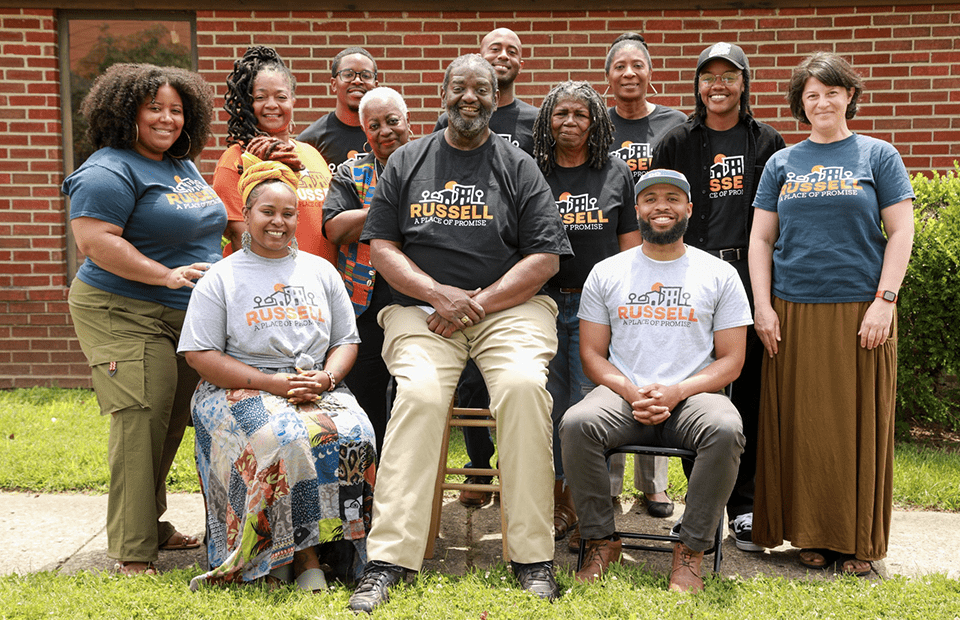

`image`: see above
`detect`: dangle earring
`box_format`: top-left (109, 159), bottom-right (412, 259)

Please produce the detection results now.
top-left (241, 231), bottom-right (252, 252)
top-left (169, 131), bottom-right (192, 159)
top-left (288, 238), bottom-right (298, 258)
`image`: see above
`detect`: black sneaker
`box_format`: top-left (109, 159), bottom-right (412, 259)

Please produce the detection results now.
top-left (729, 512), bottom-right (763, 552)
top-left (348, 561), bottom-right (407, 614)
top-left (511, 560), bottom-right (560, 601)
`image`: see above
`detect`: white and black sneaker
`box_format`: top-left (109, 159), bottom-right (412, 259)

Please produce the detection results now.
top-left (729, 512), bottom-right (763, 552)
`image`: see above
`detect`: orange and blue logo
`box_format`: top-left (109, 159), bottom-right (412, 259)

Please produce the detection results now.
top-left (618, 282), bottom-right (699, 326)
top-left (780, 165), bottom-right (864, 200)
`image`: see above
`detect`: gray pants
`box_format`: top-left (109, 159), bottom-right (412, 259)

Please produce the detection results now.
top-left (560, 385), bottom-right (744, 552)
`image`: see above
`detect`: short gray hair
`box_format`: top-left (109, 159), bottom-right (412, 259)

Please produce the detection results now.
top-left (359, 87), bottom-right (408, 125)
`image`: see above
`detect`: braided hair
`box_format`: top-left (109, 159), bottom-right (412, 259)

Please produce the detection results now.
top-left (224, 46), bottom-right (296, 146)
top-left (532, 81), bottom-right (613, 177)
top-left (81, 63), bottom-right (213, 160)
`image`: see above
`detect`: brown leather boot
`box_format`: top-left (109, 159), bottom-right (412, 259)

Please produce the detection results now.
top-left (554, 479), bottom-right (578, 540)
top-left (668, 542), bottom-right (704, 593)
top-left (574, 537), bottom-right (622, 583)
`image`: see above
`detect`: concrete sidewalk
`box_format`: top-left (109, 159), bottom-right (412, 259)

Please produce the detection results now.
top-left (2, 491), bottom-right (958, 580)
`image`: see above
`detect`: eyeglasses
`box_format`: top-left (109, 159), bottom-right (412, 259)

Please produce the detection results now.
top-left (699, 71), bottom-right (741, 86)
top-left (335, 69), bottom-right (377, 82)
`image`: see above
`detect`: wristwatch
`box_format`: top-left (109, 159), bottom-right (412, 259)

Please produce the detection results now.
top-left (876, 290), bottom-right (898, 303)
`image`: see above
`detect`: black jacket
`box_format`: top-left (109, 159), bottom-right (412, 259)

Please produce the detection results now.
top-left (652, 114), bottom-right (785, 253)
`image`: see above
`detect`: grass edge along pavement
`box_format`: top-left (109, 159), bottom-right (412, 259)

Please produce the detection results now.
top-left (1, 564), bottom-right (960, 620)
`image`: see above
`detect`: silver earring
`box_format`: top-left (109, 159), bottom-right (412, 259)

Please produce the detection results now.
top-left (288, 237), bottom-right (298, 258)
top-left (169, 131), bottom-right (191, 159)
top-left (649, 82), bottom-right (659, 96)
top-left (241, 231), bottom-right (252, 251)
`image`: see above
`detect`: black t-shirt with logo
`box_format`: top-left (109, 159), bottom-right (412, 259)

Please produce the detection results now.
top-left (434, 99), bottom-right (538, 157)
top-left (297, 112), bottom-right (369, 171)
top-left (704, 124), bottom-right (749, 250)
top-left (361, 132), bottom-right (573, 307)
top-left (545, 157), bottom-right (639, 289)
top-left (608, 105), bottom-right (687, 183)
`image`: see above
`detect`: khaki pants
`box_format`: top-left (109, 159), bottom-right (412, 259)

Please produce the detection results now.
top-left (366, 296), bottom-right (558, 570)
top-left (69, 279), bottom-right (198, 562)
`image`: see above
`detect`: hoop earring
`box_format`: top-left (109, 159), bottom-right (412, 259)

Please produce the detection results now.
top-left (648, 82), bottom-right (659, 96)
top-left (602, 85), bottom-right (610, 98)
top-left (362, 141), bottom-right (372, 154)
top-left (241, 231), bottom-right (252, 252)
top-left (288, 237), bottom-right (298, 258)
top-left (133, 124), bottom-right (139, 148)
top-left (169, 131), bottom-right (192, 159)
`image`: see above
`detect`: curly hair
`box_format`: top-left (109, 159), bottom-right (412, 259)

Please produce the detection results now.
top-left (787, 52), bottom-right (863, 125)
top-left (224, 46), bottom-right (297, 146)
top-left (81, 63), bottom-right (213, 160)
top-left (532, 81), bottom-right (613, 177)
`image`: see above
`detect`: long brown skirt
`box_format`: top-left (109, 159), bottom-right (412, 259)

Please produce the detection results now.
top-left (753, 298), bottom-right (896, 561)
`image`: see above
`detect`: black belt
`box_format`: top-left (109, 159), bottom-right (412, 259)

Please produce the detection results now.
top-left (559, 287), bottom-right (582, 294)
top-left (712, 248), bottom-right (746, 262)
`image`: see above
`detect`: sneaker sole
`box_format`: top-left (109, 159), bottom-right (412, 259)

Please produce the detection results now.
top-left (731, 534), bottom-right (764, 552)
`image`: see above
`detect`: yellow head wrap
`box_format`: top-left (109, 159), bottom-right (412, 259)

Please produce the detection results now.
top-left (237, 151), bottom-right (300, 206)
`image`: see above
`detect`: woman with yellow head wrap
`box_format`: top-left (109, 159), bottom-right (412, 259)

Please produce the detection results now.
top-left (178, 142), bottom-right (375, 591)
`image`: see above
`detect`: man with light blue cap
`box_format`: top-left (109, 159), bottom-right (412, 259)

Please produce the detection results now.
top-left (560, 168), bottom-right (752, 592)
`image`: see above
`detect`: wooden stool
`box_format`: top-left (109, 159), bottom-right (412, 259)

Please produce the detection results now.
top-left (425, 406), bottom-right (509, 561)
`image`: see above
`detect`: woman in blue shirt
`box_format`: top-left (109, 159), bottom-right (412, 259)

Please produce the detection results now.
top-left (64, 63), bottom-right (226, 576)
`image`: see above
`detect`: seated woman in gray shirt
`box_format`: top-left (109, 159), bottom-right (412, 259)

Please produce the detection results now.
top-left (178, 148), bottom-right (375, 592)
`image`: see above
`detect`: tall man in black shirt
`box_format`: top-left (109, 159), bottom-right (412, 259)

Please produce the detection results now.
top-left (348, 55), bottom-right (572, 613)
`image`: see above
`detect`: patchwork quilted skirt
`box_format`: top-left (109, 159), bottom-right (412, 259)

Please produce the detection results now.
top-left (189, 381), bottom-right (376, 587)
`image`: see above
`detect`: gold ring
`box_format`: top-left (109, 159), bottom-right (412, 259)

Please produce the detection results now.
top-left (460, 316), bottom-right (470, 325)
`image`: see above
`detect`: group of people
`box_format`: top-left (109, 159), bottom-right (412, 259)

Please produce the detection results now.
top-left (63, 23), bottom-right (914, 613)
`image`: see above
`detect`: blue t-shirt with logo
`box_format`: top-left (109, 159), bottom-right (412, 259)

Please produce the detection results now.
top-left (752, 134), bottom-right (914, 304)
top-left (360, 131), bottom-right (573, 307)
top-left (63, 147), bottom-right (227, 310)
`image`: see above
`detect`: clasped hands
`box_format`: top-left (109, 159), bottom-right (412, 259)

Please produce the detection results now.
top-left (269, 368), bottom-right (332, 404)
top-left (426, 285), bottom-right (486, 338)
top-left (630, 383), bottom-right (682, 426)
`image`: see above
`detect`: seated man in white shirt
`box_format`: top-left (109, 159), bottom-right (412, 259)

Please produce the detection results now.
top-left (561, 169), bottom-right (750, 592)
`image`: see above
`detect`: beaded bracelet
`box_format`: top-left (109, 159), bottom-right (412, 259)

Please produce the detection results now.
top-left (323, 369), bottom-right (337, 392)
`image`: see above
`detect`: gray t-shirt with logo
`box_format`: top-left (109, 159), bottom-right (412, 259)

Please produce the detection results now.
top-left (178, 249), bottom-right (359, 370)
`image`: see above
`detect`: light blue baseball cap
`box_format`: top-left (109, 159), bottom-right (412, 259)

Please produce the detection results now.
top-left (635, 169), bottom-right (691, 201)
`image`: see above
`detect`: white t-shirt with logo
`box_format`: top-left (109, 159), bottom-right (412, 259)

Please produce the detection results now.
top-left (578, 245), bottom-right (752, 387)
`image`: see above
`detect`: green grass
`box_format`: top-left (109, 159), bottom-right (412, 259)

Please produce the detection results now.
top-left (1, 565), bottom-right (959, 619)
top-left (2, 387), bottom-right (959, 514)
top-left (2, 387), bottom-right (960, 619)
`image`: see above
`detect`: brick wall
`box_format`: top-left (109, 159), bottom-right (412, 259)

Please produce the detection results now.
top-left (0, 9), bottom-right (91, 388)
top-left (1, 5), bottom-right (958, 387)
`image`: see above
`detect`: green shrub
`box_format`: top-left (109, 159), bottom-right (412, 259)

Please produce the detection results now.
top-left (897, 163), bottom-right (960, 430)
